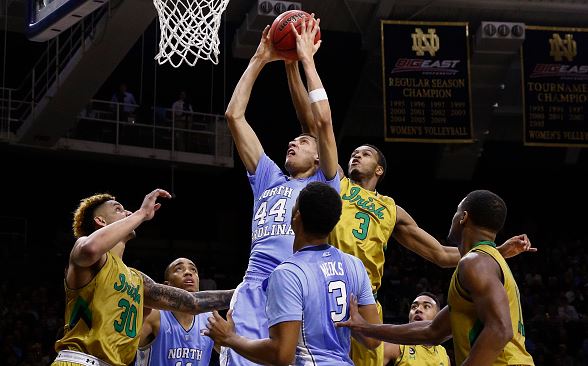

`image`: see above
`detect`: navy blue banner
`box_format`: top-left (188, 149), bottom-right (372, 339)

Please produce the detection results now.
top-left (522, 26), bottom-right (588, 147)
top-left (381, 21), bottom-right (473, 143)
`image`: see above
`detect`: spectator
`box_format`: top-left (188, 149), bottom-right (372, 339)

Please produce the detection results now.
top-left (558, 294), bottom-right (580, 321)
top-left (111, 83), bottom-right (137, 121)
top-left (171, 91), bottom-right (195, 151)
top-left (171, 90), bottom-right (194, 126)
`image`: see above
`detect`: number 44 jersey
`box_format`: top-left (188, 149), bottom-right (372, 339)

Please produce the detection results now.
top-left (55, 251), bottom-right (144, 366)
top-left (265, 244), bottom-right (375, 365)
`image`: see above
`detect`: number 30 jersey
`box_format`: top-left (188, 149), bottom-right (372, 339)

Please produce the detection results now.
top-left (266, 244), bottom-right (375, 365)
top-left (328, 177), bottom-right (397, 293)
top-left (54, 251), bottom-right (144, 366)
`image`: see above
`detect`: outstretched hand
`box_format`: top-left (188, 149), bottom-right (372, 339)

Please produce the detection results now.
top-left (253, 25), bottom-right (282, 63)
top-left (291, 15), bottom-right (321, 62)
top-left (204, 310), bottom-right (236, 346)
top-left (336, 295), bottom-right (367, 331)
top-left (498, 234), bottom-right (538, 258)
top-left (139, 189), bottom-right (172, 221)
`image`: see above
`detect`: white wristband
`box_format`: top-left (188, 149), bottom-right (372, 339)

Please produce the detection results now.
top-left (309, 88), bottom-right (328, 103)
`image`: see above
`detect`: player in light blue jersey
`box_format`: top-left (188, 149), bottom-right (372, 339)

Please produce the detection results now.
top-left (206, 182), bottom-right (381, 365)
top-left (221, 17), bottom-right (340, 366)
top-left (136, 258), bottom-right (215, 366)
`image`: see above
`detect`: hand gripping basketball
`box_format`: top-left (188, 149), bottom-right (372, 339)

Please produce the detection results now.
top-left (270, 10), bottom-right (321, 61)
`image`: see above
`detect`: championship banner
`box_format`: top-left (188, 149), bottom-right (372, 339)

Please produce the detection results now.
top-left (522, 26), bottom-right (588, 147)
top-left (381, 21), bottom-right (473, 143)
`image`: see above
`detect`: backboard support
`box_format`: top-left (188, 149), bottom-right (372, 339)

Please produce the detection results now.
top-left (27, 0), bottom-right (106, 41)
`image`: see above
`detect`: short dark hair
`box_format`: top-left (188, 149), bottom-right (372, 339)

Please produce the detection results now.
top-left (164, 262), bottom-right (174, 281)
top-left (461, 190), bottom-right (507, 233)
top-left (297, 182), bottom-right (342, 236)
top-left (299, 132), bottom-right (317, 140)
top-left (164, 258), bottom-right (198, 281)
top-left (415, 291), bottom-right (441, 310)
top-left (362, 144), bottom-right (387, 185)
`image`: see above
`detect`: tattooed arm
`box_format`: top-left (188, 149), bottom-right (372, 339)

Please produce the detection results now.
top-left (142, 273), bottom-right (234, 314)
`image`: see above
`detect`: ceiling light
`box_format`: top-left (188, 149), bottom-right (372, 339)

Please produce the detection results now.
top-left (498, 24), bottom-right (510, 37)
top-left (511, 24), bottom-right (524, 37)
top-left (484, 23), bottom-right (497, 37)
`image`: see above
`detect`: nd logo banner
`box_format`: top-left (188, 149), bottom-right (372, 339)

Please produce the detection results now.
top-left (522, 26), bottom-right (588, 147)
top-left (549, 33), bottom-right (577, 62)
top-left (381, 21), bottom-right (472, 143)
top-left (412, 28), bottom-right (440, 56)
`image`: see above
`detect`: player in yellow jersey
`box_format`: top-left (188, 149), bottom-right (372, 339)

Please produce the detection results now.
top-left (383, 292), bottom-right (449, 366)
top-left (338, 189), bottom-right (535, 366)
top-left (285, 62), bottom-right (536, 366)
top-left (53, 189), bottom-right (234, 366)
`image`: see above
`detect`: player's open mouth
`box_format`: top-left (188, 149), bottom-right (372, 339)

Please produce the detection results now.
top-left (414, 315), bottom-right (423, 321)
top-left (287, 148), bottom-right (296, 156)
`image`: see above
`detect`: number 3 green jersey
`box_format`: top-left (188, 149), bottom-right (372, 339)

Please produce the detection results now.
top-left (328, 177), bottom-right (397, 293)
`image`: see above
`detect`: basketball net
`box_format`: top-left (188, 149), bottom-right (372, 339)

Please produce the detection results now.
top-left (153, 0), bottom-right (230, 67)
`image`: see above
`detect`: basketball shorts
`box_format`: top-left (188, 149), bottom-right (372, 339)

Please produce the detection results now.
top-left (351, 301), bottom-right (384, 366)
top-left (220, 275), bottom-right (269, 366)
top-left (52, 350), bottom-right (112, 366)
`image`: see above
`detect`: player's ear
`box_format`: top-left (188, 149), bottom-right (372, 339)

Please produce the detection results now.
top-left (292, 208), bottom-right (300, 222)
top-left (93, 216), bottom-right (106, 227)
top-left (291, 203), bottom-right (301, 229)
top-left (375, 165), bottom-right (383, 178)
top-left (460, 211), bottom-right (469, 225)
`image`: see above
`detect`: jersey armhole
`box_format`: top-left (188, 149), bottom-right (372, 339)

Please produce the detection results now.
top-left (65, 251), bottom-right (111, 291)
top-left (455, 269), bottom-right (473, 302)
top-left (387, 200), bottom-right (398, 246)
top-left (394, 345), bottom-right (406, 366)
top-left (471, 248), bottom-right (505, 285)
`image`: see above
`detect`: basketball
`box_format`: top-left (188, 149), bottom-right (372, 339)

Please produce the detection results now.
top-left (270, 10), bottom-right (321, 61)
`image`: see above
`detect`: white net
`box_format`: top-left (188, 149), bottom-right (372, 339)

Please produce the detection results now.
top-left (153, 0), bottom-right (230, 67)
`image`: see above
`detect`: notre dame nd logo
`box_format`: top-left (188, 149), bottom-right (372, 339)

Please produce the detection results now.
top-left (411, 28), bottom-right (440, 56)
top-left (549, 33), bottom-right (577, 62)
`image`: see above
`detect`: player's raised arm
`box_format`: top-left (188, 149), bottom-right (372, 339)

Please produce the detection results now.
top-left (393, 207), bottom-right (536, 268)
top-left (225, 25), bottom-right (282, 174)
top-left (70, 189), bottom-right (171, 268)
top-left (286, 57), bottom-right (346, 179)
top-left (292, 18), bottom-right (338, 180)
top-left (142, 273), bottom-right (234, 314)
top-left (392, 206), bottom-right (459, 268)
top-left (285, 61), bottom-right (317, 136)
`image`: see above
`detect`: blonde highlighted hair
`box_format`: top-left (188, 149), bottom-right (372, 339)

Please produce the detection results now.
top-left (72, 193), bottom-right (115, 238)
